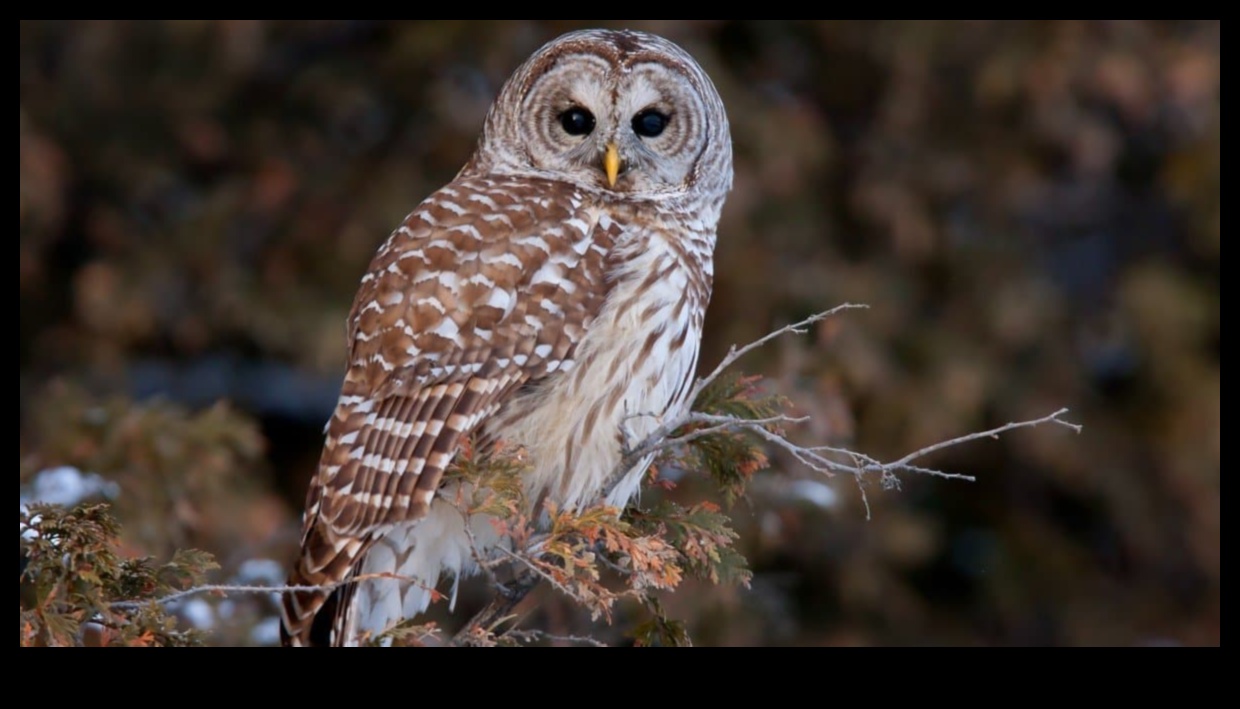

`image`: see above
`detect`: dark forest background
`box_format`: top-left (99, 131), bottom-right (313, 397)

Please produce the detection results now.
top-left (19, 20), bottom-right (1219, 646)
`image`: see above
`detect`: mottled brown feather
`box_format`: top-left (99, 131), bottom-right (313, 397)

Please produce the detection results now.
top-left (281, 175), bottom-right (614, 646)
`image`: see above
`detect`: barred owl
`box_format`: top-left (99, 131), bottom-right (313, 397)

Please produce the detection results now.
top-left (281, 28), bottom-right (732, 646)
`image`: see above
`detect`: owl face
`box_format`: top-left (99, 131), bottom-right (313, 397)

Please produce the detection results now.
top-left (473, 30), bottom-right (732, 202)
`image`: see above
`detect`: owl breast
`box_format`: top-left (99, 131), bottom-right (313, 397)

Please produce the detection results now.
top-left (486, 211), bottom-right (712, 510)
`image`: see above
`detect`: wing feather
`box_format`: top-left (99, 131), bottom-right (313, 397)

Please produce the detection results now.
top-left (282, 174), bottom-right (615, 646)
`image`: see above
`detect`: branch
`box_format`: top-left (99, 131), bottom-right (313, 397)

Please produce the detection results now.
top-left (689, 406), bottom-right (1079, 484)
top-left (108, 571), bottom-right (436, 611)
top-left (625, 413), bottom-right (808, 464)
top-left (454, 501), bottom-right (501, 592)
top-left (110, 583), bottom-right (303, 610)
top-left (605, 304), bottom-right (1081, 512)
top-left (504, 629), bottom-right (607, 647)
top-left (694, 303), bottom-right (870, 403)
top-left (489, 545), bottom-right (580, 600)
top-left (448, 504), bottom-right (542, 646)
top-left (448, 547), bottom-right (547, 646)
top-left (881, 408), bottom-right (1082, 470)
top-left (610, 304), bottom-right (867, 490)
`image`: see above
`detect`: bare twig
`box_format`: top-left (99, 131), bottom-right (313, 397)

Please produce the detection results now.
top-left (688, 406), bottom-right (1079, 485)
top-left (604, 304), bottom-right (1080, 512)
top-left (448, 503), bottom-right (542, 645)
top-left (855, 475), bottom-right (872, 521)
top-left (880, 407), bottom-right (1082, 470)
top-left (454, 500), bottom-right (501, 592)
top-left (448, 548), bottom-right (544, 646)
top-left (693, 303), bottom-right (870, 402)
top-left (110, 583), bottom-right (299, 610)
top-left (489, 546), bottom-right (577, 599)
top-left (609, 304), bottom-right (867, 492)
top-left (504, 629), bottom-right (607, 647)
top-left (109, 571), bottom-right (435, 611)
top-left (624, 413), bottom-right (807, 464)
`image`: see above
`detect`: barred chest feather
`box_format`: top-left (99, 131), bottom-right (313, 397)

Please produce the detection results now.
top-left (351, 209), bottom-right (713, 641)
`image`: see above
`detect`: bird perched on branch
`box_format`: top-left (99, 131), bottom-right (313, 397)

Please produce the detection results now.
top-left (281, 28), bottom-right (732, 646)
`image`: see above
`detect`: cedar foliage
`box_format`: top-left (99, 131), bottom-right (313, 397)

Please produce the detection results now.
top-left (20, 385), bottom-right (276, 647)
top-left (19, 372), bottom-right (784, 646)
top-left (425, 371), bottom-right (780, 644)
top-left (19, 503), bottom-right (218, 647)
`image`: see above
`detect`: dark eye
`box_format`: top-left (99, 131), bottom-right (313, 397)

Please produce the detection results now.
top-left (559, 107), bottom-right (595, 136)
top-left (632, 109), bottom-right (669, 138)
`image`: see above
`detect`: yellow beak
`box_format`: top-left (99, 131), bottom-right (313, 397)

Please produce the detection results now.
top-left (604, 143), bottom-right (621, 188)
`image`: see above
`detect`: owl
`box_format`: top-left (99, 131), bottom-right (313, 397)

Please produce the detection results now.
top-left (281, 28), bottom-right (733, 646)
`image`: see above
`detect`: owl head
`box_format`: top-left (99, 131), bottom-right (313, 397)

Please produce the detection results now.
top-left (465, 29), bottom-right (733, 207)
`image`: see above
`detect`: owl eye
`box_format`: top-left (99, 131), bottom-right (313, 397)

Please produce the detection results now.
top-left (632, 109), bottom-right (668, 138)
top-left (559, 107), bottom-right (595, 136)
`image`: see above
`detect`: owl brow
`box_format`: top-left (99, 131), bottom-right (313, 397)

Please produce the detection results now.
top-left (637, 57), bottom-right (713, 110)
top-left (525, 53), bottom-right (611, 102)
top-left (626, 62), bottom-right (696, 101)
top-left (542, 51), bottom-right (612, 77)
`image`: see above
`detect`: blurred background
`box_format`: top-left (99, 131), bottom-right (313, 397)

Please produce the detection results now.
top-left (19, 20), bottom-right (1219, 646)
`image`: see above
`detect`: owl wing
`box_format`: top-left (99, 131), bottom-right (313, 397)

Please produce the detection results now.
top-left (282, 175), bottom-right (617, 645)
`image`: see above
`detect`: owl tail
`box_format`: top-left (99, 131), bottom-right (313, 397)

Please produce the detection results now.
top-left (280, 521), bottom-right (370, 647)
